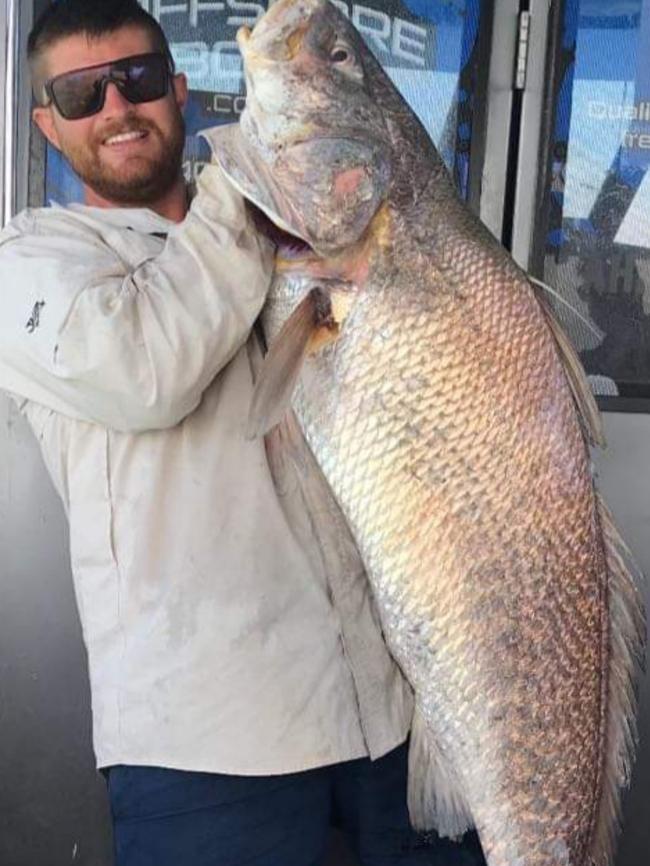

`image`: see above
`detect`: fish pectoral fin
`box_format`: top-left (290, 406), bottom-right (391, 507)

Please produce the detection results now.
top-left (247, 286), bottom-right (344, 439)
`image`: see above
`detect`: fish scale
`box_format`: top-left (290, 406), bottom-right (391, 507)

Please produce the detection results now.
top-left (283, 263), bottom-right (604, 865)
top-left (212, 1), bottom-right (645, 863)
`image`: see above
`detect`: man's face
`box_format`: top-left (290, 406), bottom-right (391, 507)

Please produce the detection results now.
top-left (32, 26), bottom-right (188, 206)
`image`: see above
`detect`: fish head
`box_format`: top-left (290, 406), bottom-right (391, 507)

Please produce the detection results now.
top-left (224, 0), bottom-right (394, 256)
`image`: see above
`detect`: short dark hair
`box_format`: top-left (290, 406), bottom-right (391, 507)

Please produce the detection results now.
top-left (28, 0), bottom-right (174, 103)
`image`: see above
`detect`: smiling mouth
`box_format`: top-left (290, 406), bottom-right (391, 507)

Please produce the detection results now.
top-left (103, 129), bottom-right (149, 147)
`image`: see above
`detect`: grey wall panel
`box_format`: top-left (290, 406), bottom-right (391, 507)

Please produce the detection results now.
top-left (0, 395), bottom-right (114, 866)
top-left (593, 412), bottom-right (650, 866)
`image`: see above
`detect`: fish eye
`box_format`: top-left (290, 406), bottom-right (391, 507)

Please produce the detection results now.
top-left (330, 45), bottom-right (351, 63)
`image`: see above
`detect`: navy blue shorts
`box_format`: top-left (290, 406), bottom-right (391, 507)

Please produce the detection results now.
top-left (104, 741), bottom-right (486, 866)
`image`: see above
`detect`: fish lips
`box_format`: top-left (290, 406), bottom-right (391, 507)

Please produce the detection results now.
top-left (208, 123), bottom-right (391, 257)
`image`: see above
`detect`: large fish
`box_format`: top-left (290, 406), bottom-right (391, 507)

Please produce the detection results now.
top-left (208, 1), bottom-right (646, 863)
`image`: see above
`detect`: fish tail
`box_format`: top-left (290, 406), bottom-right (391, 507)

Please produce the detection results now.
top-left (590, 496), bottom-right (646, 866)
top-left (407, 706), bottom-right (473, 837)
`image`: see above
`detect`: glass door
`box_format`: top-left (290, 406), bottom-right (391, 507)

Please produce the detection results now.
top-left (531, 0), bottom-right (650, 408)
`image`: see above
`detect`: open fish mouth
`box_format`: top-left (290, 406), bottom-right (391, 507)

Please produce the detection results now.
top-left (247, 202), bottom-right (316, 261)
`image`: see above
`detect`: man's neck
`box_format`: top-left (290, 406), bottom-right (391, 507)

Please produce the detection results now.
top-left (83, 176), bottom-right (189, 223)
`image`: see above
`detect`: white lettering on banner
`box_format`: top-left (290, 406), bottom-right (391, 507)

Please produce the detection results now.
top-left (588, 100), bottom-right (650, 122)
top-left (172, 41), bottom-right (243, 82)
top-left (171, 41), bottom-right (211, 79)
top-left (206, 93), bottom-right (247, 113)
top-left (188, 3), bottom-right (225, 28)
top-left (213, 40), bottom-right (244, 73)
top-left (393, 19), bottom-right (427, 67)
top-left (352, 7), bottom-right (391, 55)
top-left (143, 0), bottom-right (433, 69)
top-left (586, 97), bottom-right (650, 150)
top-left (145, 0), bottom-right (263, 27)
top-left (226, 0), bottom-right (266, 27)
top-left (336, 4), bottom-right (428, 65)
top-left (623, 131), bottom-right (650, 150)
top-left (152, 1), bottom-right (189, 16)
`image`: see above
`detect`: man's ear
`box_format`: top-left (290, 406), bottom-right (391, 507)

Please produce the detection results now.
top-left (172, 72), bottom-right (189, 111)
top-left (32, 105), bottom-right (62, 150)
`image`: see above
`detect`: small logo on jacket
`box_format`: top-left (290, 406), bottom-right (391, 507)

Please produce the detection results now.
top-left (26, 300), bottom-right (46, 334)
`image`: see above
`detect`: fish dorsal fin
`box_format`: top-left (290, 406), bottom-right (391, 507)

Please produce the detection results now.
top-left (247, 284), bottom-right (350, 439)
top-left (532, 279), bottom-right (605, 448)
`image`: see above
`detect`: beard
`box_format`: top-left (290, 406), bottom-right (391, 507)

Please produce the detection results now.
top-left (62, 109), bottom-right (186, 206)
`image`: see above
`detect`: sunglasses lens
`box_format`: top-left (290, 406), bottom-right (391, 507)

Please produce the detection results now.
top-left (49, 54), bottom-right (170, 120)
top-left (50, 67), bottom-right (107, 119)
top-left (116, 54), bottom-right (169, 104)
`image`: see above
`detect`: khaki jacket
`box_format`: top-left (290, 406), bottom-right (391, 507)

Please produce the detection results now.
top-left (0, 162), bottom-right (412, 773)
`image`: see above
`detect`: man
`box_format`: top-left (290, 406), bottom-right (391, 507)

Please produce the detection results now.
top-left (0, 2), bottom-right (485, 865)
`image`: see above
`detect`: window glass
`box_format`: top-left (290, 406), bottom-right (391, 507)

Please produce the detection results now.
top-left (44, 1), bottom-right (490, 207)
top-left (536, 0), bottom-right (650, 401)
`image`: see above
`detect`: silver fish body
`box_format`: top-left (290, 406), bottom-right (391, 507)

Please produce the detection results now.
top-left (212, 2), bottom-right (646, 864)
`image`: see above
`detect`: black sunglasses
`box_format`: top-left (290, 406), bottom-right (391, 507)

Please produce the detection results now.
top-left (43, 52), bottom-right (174, 121)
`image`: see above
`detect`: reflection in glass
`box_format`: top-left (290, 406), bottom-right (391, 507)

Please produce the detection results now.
top-left (540, 0), bottom-right (650, 399)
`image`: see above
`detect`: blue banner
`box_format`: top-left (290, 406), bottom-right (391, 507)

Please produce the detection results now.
top-left (45, 0), bottom-right (483, 206)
